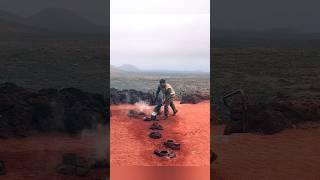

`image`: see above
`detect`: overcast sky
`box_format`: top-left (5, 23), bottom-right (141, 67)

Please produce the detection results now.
top-left (0, 0), bottom-right (107, 25)
top-left (110, 0), bottom-right (210, 72)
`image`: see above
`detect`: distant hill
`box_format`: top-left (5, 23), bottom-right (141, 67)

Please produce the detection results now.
top-left (118, 64), bottom-right (141, 72)
top-left (214, 28), bottom-right (320, 48)
top-left (111, 64), bottom-right (209, 76)
top-left (0, 9), bottom-right (24, 23)
top-left (110, 65), bottom-right (128, 75)
top-left (0, 18), bottom-right (41, 34)
top-left (111, 65), bottom-right (121, 72)
top-left (0, 8), bottom-right (105, 34)
top-left (0, 10), bottom-right (37, 34)
top-left (26, 8), bottom-right (105, 33)
top-left (214, 28), bottom-right (320, 40)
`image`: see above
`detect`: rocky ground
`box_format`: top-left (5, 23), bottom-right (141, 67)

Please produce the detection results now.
top-left (110, 88), bottom-right (210, 105)
top-left (110, 101), bottom-right (210, 166)
top-left (223, 95), bottom-right (320, 135)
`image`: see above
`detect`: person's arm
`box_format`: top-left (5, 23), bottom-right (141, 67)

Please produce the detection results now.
top-left (155, 86), bottom-right (160, 100)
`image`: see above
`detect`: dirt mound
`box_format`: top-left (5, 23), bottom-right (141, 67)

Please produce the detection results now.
top-left (224, 96), bottom-right (320, 135)
top-left (0, 82), bottom-right (106, 137)
top-left (110, 88), bottom-right (156, 105)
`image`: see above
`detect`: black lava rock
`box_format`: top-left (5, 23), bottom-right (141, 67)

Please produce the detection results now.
top-left (149, 132), bottom-right (162, 139)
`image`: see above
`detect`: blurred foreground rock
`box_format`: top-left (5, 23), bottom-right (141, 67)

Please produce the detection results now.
top-left (0, 161), bottom-right (5, 175)
top-left (211, 151), bottom-right (218, 163)
top-left (224, 96), bottom-right (320, 135)
top-left (0, 82), bottom-right (107, 136)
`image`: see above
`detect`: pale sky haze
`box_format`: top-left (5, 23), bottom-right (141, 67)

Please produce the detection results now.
top-left (110, 0), bottom-right (210, 72)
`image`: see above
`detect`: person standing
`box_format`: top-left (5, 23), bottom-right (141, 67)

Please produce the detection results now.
top-left (154, 79), bottom-right (178, 119)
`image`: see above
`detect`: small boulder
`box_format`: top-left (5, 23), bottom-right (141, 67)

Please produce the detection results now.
top-left (154, 150), bottom-right (176, 159)
top-left (164, 140), bottom-right (180, 150)
top-left (150, 123), bottom-right (163, 130)
top-left (149, 132), bottom-right (162, 139)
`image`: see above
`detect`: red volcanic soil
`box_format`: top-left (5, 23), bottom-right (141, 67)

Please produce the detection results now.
top-left (110, 101), bottom-right (210, 166)
top-left (212, 123), bottom-right (320, 180)
top-left (0, 132), bottom-right (107, 180)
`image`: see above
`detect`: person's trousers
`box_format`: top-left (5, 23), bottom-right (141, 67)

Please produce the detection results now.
top-left (154, 97), bottom-right (177, 116)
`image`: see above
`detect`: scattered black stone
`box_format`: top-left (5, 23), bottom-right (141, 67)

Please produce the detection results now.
top-left (0, 161), bottom-right (6, 175)
top-left (149, 132), bottom-right (162, 139)
top-left (164, 140), bottom-right (180, 150)
top-left (150, 123), bottom-right (163, 130)
top-left (154, 150), bottom-right (176, 159)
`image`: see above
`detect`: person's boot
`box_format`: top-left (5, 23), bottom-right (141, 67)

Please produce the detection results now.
top-left (173, 109), bottom-right (178, 116)
top-left (170, 101), bottom-right (178, 116)
top-left (164, 105), bottom-right (169, 120)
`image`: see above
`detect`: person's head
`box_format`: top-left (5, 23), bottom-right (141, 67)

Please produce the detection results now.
top-left (159, 79), bottom-right (166, 88)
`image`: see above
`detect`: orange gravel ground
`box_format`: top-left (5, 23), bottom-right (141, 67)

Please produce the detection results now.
top-left (110, 101), bottom-right (210, 167)
top-left (0, 133), bottom-right (107, 180)
top-left (212, 124), bottom-right (320, 180)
